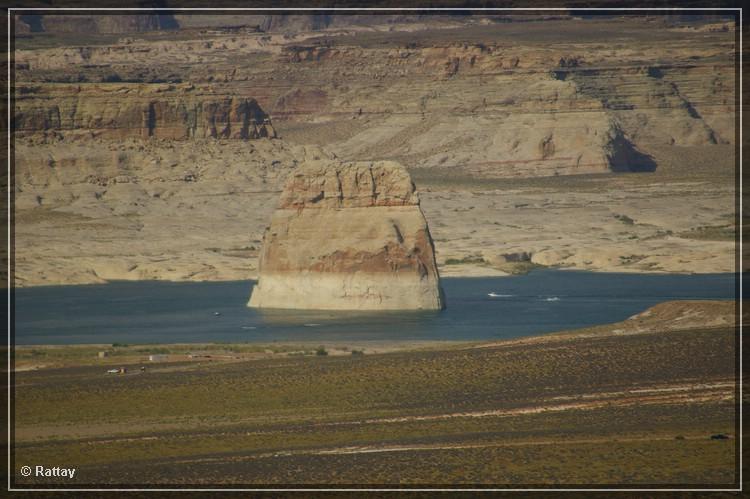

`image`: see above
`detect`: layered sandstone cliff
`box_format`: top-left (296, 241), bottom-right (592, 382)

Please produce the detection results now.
top-left (14, 84), bottom-right (276, 140)
top-left (14, 17), bottom-right (733, 178)
top-left (248, 159), bottom-right (444, 310)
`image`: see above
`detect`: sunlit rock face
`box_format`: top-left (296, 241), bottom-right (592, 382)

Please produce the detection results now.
top-left (248, 159), bottom-right (444, 310)
top-left (13, 85), bottom-right (276, 141)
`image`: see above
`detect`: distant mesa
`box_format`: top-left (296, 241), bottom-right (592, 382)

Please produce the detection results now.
top-left (248, 154), bottom-right (444, 310)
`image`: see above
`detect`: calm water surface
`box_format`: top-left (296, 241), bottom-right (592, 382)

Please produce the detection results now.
top-left (14, 270), bottom-right (736, 345)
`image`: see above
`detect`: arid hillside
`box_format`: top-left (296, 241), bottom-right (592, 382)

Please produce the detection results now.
top-left (14, 299), bottom-right (737, 485)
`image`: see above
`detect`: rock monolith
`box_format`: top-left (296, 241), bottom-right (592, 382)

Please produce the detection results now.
top-left (248, 159), bottom-right (444, 310)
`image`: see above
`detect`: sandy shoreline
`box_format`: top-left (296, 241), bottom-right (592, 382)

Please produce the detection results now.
top-left (11, 339), bottom-right (467, 372)
top-left (11, 264), bottom-right (738, 289)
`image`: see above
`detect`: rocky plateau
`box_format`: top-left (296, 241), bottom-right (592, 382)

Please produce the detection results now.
top-left (10, 14), bottom-right (740, 287)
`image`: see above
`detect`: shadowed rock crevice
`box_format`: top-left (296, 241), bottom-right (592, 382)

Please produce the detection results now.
top-left (607, 127), bottom-right (658, 173)
top-left (647, 66), bottom-right (664, 79)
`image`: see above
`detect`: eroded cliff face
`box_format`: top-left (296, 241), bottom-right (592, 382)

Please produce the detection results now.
top-left (14, 17), bottom-right (734, 178)
top-left (249, 159), bottom-right (444, 310)
top-left (269, 37), bottom-right (733, 177)
top-left (14, 84), bottom-right (276, 140)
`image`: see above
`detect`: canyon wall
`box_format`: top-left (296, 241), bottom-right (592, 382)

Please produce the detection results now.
top-left (14, 85), bottom-right (276, 140)
top-left (14, 17), bottom-right (734, 177)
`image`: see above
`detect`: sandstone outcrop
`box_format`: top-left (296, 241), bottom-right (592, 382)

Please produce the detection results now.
top-left (248, 159), bottom-right (444, 310)
top-left (14, 84), bottom-right (276, 140)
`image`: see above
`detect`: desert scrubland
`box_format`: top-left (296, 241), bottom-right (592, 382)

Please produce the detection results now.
top-left (13, 299), bottom-right (738, 485)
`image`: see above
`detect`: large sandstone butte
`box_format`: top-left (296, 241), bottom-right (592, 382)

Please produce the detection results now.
top-left (248, 159), bottom-right (444, 310)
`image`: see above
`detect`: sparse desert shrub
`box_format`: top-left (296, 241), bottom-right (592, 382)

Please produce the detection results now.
top-left (613, 213), bottom-right (635, 225)
top-left (445, 255), bottom-right (486, 265)
top-left (316, 346), bottom-right (328, 356)
top-left (136, 347), bottom-right (170, 354)
top-left (503, 261), bottom-right (543, 275)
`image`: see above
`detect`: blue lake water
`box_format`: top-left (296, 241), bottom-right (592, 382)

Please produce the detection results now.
top-left (14, 270), bottom-right (737, 345)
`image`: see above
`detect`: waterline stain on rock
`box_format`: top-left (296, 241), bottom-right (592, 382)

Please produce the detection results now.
top-left (248, 158), bottom-right (445, 311)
